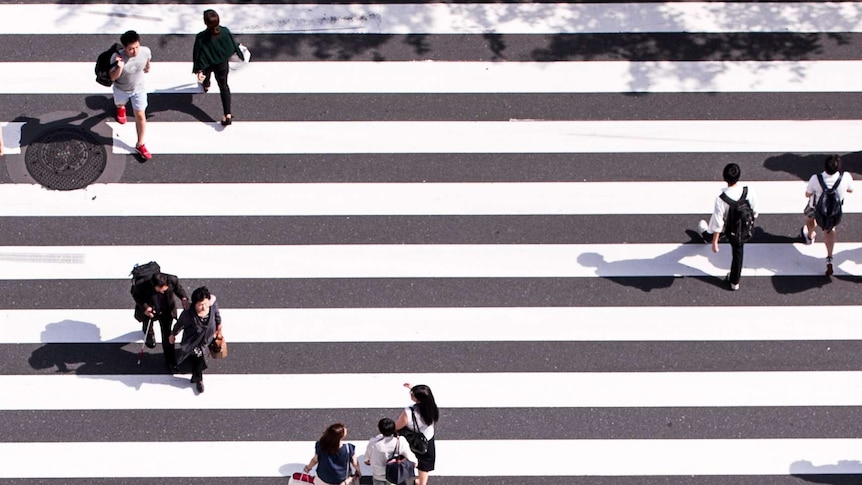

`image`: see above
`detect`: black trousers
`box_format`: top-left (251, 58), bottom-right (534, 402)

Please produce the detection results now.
top-left (142, 315), bottom-right (176, 367)
top-left (188, 353), bottom-right (208, 383)
top-left (202, 61), bottom-right (231, 116)
top-left (729, 241), bottom-right (744, 285)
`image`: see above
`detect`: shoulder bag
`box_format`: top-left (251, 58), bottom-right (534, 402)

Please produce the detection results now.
top-left (343, 443), bottom-right (359, 485)
top-left (386, 437), bottom-right (416, 485)
top-left (398, 406), bottom-right (429, 455)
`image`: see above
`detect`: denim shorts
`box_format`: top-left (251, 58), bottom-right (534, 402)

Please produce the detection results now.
top-left (112, 85), bottom-right (148, 112)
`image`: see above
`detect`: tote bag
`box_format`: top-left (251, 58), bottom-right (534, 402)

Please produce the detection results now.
top-left (229, 44), bottom-right (251, 70)
top-left (385, 438), bottom-right (416, 485)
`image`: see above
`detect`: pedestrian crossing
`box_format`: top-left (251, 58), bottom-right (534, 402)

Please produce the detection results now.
top-left (6, 438), bottom-right (862, 478)
top-left (4, 243), bottom-right (862, 278)
top-left (2, 1), bottom-right (862, 483)
top-left (9, 60), bottom-right (862, 94)
top-left (7, 307), bottom-right (862, 343)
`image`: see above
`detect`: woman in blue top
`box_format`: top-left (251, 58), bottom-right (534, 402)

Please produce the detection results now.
top-left (192, 9), bottom-right (243, 126)
top-left (303, 423), bottom-right (362, 485)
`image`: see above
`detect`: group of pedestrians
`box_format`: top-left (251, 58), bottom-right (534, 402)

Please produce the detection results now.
top-left (131, 269), bottom-right (221, 393)
top-left (108, 9), bottom-right (243, 160)
top-left (699, 155), bottom-right (853, 291)
top-left (303, 383), bottom-right (440, 485)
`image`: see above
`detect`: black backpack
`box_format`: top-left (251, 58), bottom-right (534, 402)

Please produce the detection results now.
top-left (720, 187), bottom-right (755, 244)
top-left (815, 173), bottom-right (844, 231)
top-left (129, 261), bottom-right (160, 296)
top-left (95, 43), bottom-right (122, 87)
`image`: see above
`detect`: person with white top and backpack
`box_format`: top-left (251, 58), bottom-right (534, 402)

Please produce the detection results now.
top-left (802, 154), bottom-right (854, 276)
top-left (697, 163), bottom-right (759, 291)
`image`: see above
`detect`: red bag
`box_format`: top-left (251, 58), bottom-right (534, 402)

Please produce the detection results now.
top-left (289, 472), bottom-right (314, 484)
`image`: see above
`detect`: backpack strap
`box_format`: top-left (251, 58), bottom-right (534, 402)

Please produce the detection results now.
top-left (719, 186), bottom-right (747, 206)
top-left (833, 173), bottom-right (844, 191)
top-left (410, 406), bottom-right (421, 433)
top-left (817, 173), bottom-right (843, 198)
top-left (343, 443), bottom-right (354, 481)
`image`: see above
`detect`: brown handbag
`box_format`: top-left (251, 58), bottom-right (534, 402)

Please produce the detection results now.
top-left (208, 333), bottom-right (228, 359)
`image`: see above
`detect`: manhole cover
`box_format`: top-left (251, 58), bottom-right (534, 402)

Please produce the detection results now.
top-left (25, 127), bottom-right (107, 190)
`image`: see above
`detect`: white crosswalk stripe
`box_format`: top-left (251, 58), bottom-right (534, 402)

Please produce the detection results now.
top-left (4, 3), bottom-right (862, 34)
top-left (2, 1), bottom-right (862, 483)
top-left (0, 180), bottom-right (828, 216)
top-left (2, 439), bottom-right (860, 478)
top-left (0, 242), bottom-right (861, 278)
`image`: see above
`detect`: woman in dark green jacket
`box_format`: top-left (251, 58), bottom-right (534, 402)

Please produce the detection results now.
top-left (192, 9), bottom-right (243, 126)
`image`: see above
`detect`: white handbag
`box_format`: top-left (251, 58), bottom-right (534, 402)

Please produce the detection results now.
top-left (229, 44), bottom-right (251, 70)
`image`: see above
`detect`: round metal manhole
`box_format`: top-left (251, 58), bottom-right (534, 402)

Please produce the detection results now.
top-left (24, 127), bottom-right (107, 190)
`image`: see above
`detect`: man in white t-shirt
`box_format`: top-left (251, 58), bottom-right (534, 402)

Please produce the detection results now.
top-left (364, 418), bottom-right (417, 485)
top-left (802, 154), bottom-right (853, 276)
top-left (109, 30), bottom-right (152, 160)
top-left (697, 163), bottom-right (759, 291)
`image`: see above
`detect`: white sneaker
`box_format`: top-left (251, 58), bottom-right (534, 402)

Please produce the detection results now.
top-left (697, 220), bottom-right (710, 243)
top-left (801, 225), bottom-right (815, 245)
top-left (725, 273), bottom-right (739, 291)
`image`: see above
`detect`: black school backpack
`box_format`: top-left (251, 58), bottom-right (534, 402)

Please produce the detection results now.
top-left (95, 43), bottom-right (122, 87)
top-left (720, 187), bottom-right (755, 244)
top-left (129, 261), bottom-right (160, 296)
top-left (815, 173), bottom-right (844, 231)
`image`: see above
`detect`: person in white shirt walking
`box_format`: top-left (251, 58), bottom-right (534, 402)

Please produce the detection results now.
top-left (698, 163), bottom-right (759, 291)
top-left (801, 154), bottom-right (853, 276)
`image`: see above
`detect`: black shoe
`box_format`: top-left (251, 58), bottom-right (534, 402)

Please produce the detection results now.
top-left (145, 334), bottom-right (156, 349)
top-left (167, 364), bottom-right (179, 374)
top-left (196, 381), bottom-right (204, 393)
top-left (221, 115), bottom-right (232, 126)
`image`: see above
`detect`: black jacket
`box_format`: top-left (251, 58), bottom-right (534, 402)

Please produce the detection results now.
top-left (131, 273), bottom-right (188, 322)
top-left (172, 301), bottom-right (221, 364)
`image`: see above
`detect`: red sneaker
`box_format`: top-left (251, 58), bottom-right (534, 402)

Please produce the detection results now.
top-left (116, 105), bottom-right (127, 124)
top-left (135, 144), bottom-right (152, 160)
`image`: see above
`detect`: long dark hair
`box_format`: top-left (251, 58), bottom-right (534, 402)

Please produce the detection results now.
top-left (319, 423), bottom-right (345, 454)
top-left (204, 9), bottom-right (221, 35)
top-left (411, 385), bottom-right (439, 425)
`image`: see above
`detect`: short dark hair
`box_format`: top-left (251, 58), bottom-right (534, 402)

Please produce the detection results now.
top-left (378, 418), bottom-right (396, 436)
top-left (150, 273), bottom-right (168, 287)
top-left (825, 154), bottom-right (842, 175)
top-left (204, 9), bottom-right (221, 35)
top-left (120, 30), bottom-right (140, 47)
top-left (191, 286), bottom-right (211, 305)
top-left (722, 163), bottom-right (741, 185)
